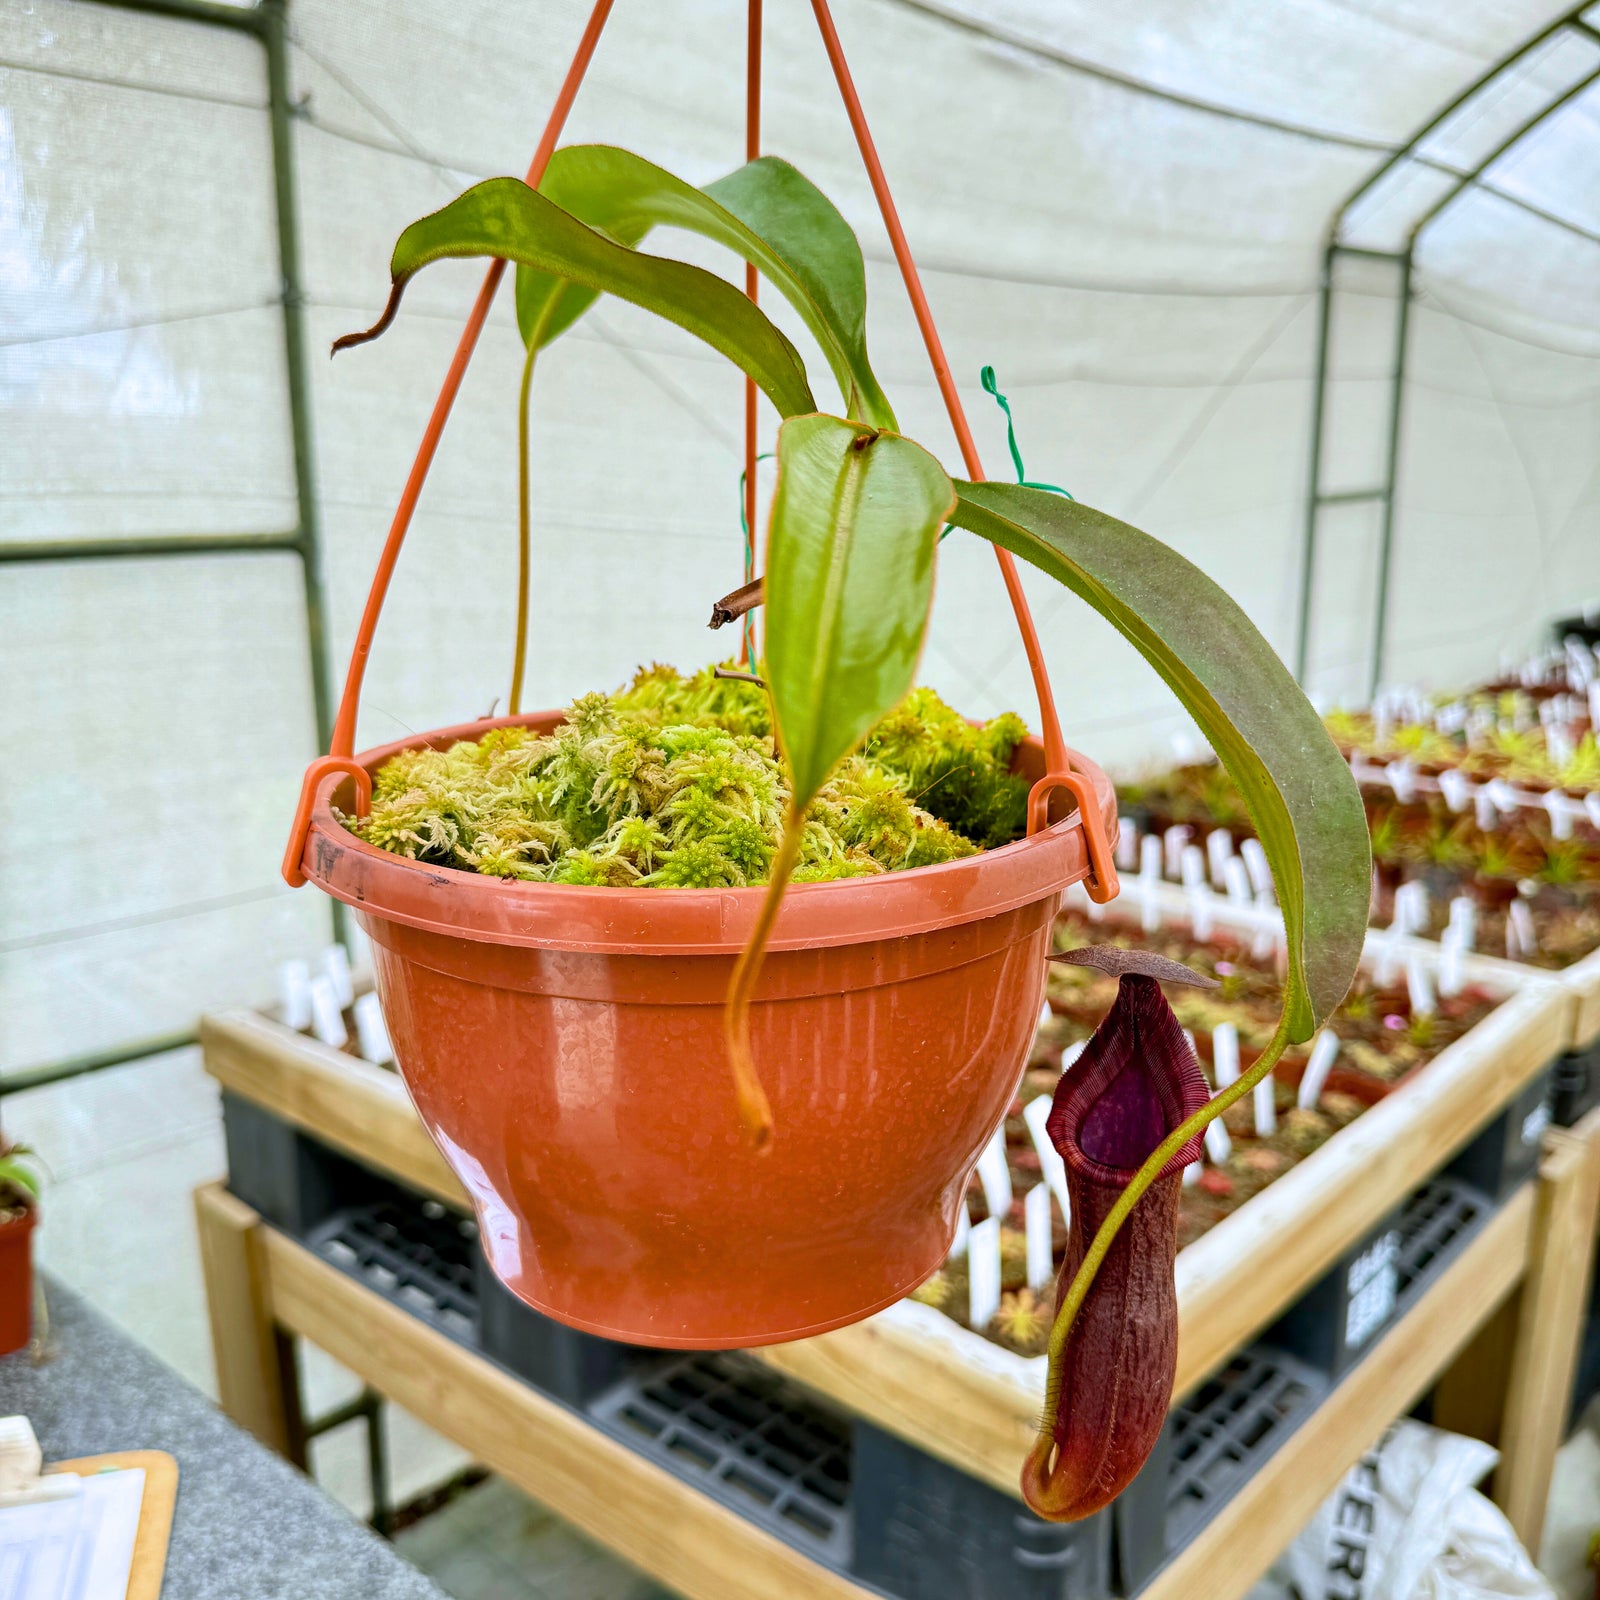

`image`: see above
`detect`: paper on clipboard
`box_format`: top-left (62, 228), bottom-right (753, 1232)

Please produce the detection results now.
top-left (0, 1467), bottom-right (145, 1600)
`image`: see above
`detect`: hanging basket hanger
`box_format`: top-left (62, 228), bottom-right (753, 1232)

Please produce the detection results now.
top-left (282, 0), bottom-right (1116, 903)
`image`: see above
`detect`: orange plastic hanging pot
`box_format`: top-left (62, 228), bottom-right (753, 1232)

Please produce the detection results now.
top-left (297, 714), bottom-right (1115, 1345)
top-left (283, 0), bottom-right (1121, 1346)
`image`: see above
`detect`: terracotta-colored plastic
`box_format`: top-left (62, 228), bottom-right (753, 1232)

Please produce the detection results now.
top-left (0, 1207), bottom-right (35, 1356)
top-left (299, 714), bottom-right (1116, 1346)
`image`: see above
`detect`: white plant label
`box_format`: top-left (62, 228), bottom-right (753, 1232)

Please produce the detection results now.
top-left (1206, 828), bottom-right (1234, 888)
top-left (975, 1125), bottom-right (1014, 1221)
top-left (1182, 1161), bottom-right (1202, 1187)
top-left (1447, 895), bottom-right (1477, 950)
top-left (1213, 1022), bottom-right (1240, 1090)
top-left (1188, 886), bottom-right (1215, 942)
top-left (948, 1203), bottom-right (971, 1262)
top-left (1024, 1182), bottom-right (1054, 1293)
top-left (1393, 881), bottom-right (1428, 936)
top-left (1163, 825), bottom-right (1191, 880)
top-left (968, 1216), bottom-right (1003, 1332)
top-left (1222, 856), bottom-right (1252, 908)
top-left (1387, 760), bottom-right (1416, 804)
top-left (1203, 1116), bottom-right (1232, 1165)
top-left (322, 944), bottom-right (355, 1010)
top-left (1544, 789), bottom-right (1575, 842)
top-left (1298, 1031), bottom-right (1340, 1110)
top-left (308, 975), bottom-right (348, 1049)
top-left (1438, 927), bottom-right (1466, 999)
top-left (1507, 899), bottom-right (1536, 960)
top-left (1038, 998), bottom-right (1055, 1033)
top-left (1140, 833), bottom-right (1163, 883)
top-left (1022, 1094), bottom-right (1071, 1224)
top-left (1437, 768), bottom-right (1470, 813)
top-left (1180, 843), bottom-right (1206, 890)
top-left (1115, 817), bottom-right (1139, 872)
top-left (1253, 1074), bottom-right (1277, 1138)
top-left (1474, 789), bottom-right (1498, 832)
top-left (1373, 927), bottom-right (1405, 988)
top-left (1240, 838), bottom-right (1273, 899)
top-left (279, 959), bottom-right (313, 1031)
top-left (353, 992), bottom-right (394, 1065)
top-left (1405, 953), bottom-right (1436, 1018)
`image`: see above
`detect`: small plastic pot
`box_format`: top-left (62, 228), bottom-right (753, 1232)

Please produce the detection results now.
top-left (298, 712), bottom-right (1115, 1348)
top-left (0, 1207), bottom-right (36, 1356)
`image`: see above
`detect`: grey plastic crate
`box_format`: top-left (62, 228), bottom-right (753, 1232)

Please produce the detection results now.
top-left (1552, 1042), bottom-right (1600, 1130)
top-left (222, 1090), bottom-right (389, 1233)
top-left (473, 1258), bottom-right (638, 1405)
top-left (228, 1097), bottom-right (648, 1403)
top-left (1269, 1174), bottom-right (1490, 1378)
top-left (588, 1352), bottom-right (854, 1570)
top-left (1392, 1175), bottom-right (1493, 1302)
top-left (306, 1197), bottom-right (480, 1345)
top-left (1446, 1066), bottom-right (1553, 1199)
top-left (852, 1422), bottom-right (1111, 1600)
top-left (1116, 1342), bottom-right (1330, 1595)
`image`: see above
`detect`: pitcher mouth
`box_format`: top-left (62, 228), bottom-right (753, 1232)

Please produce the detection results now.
top-left (300, 710), bottom-right (1117, 957)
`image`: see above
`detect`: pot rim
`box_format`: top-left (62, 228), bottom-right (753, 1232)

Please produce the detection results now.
top-left (299, 710), bottom-right (1117, 955)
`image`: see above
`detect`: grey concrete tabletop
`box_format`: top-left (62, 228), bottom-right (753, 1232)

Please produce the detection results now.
top-left (0, 1276), bottom-right (445, 1600)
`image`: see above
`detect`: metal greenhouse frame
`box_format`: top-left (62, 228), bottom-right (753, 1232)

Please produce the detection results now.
top-left (2, 0), bottom-right (340, 1097)
top-left (1296, 3), bottom-right (1600, 697)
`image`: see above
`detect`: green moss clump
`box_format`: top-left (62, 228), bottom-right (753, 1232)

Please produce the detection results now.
top-left (346, 664), bottom-right (1031, 887)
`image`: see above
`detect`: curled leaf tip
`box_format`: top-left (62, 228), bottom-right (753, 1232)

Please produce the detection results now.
top-left (709, 576), bottom-right (766, 630)
top-left (332, 278), bottom-right (409, 356)
top-left (1050, 943), bottom-right (1217, 989)
top-left (1025, 972), bottom-right (1210, 1521)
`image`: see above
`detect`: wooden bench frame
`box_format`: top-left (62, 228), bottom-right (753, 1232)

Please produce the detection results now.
top-left (197, 964), bottom-right (1597, 1596)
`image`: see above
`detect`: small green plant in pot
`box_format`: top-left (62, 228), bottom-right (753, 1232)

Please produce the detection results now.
top-left (297, 129), bottom-right (1368, 1511)
top-left (0, 1139), bottom-right (41, 1357)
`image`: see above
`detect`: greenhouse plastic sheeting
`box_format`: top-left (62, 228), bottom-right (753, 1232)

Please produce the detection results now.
top-left (2, 0), bottom-right (1597, 1073)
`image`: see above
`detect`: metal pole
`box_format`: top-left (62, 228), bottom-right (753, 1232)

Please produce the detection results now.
top-left (260, 0), bottom-right (346, 948)
top-left (0, 1031), bottom-right (198, 1101)
top-left (1294, 241), bottom-right (1336, 683)
top-left (1368, 248), bottom-right (1412, 700)
top-left (0, 532), bottom-right (301, 564)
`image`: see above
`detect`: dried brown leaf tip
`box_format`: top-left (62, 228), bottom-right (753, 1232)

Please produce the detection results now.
top-left (1022, 970), bottom-right (1211, 1522)
top-left (708, 576), bottom-right (765, 630)
top-left (1049, 943), bottom-right (1218, 989)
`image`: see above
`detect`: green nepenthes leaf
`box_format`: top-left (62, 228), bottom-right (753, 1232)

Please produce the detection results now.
top-left (333, 177), bottom-right (814, 420)
top-left (766, 416), bottom-right (955, 806)
top-left (948, 482), bottom-right (1369, 1039)
top-left (723, 415), bottom-right (954, 1149)
top-left (515, 146), bottom-right (895, 429)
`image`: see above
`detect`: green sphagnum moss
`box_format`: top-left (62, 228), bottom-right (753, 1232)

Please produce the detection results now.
top-left (344, 664), bottom-right (1031, 887)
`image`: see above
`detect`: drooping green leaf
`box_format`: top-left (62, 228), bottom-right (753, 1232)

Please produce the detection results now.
top-left (334, 177), bottom-right (814, 420)
top-left (948, 482), bottom-right (1369, 1039)
top-left (765, 415), bottom-right (954, 805)
top-left (515, 147), bottom-right (894, 428)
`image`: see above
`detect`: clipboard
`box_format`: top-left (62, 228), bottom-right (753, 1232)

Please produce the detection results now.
top-left (43, 1451), bottom-right (178, 1600)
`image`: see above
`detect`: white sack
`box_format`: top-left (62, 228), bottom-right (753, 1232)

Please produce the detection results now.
top-left (1283, 1419), bottom-right (1554, 1600)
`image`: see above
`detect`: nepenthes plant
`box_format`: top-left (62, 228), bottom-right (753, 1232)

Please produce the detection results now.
top-left (324, 138), bottom-right (1370, 1515)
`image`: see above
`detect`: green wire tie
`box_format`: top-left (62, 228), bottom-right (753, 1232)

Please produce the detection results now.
top-left (939, 364), bottom-right (1072, 540)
